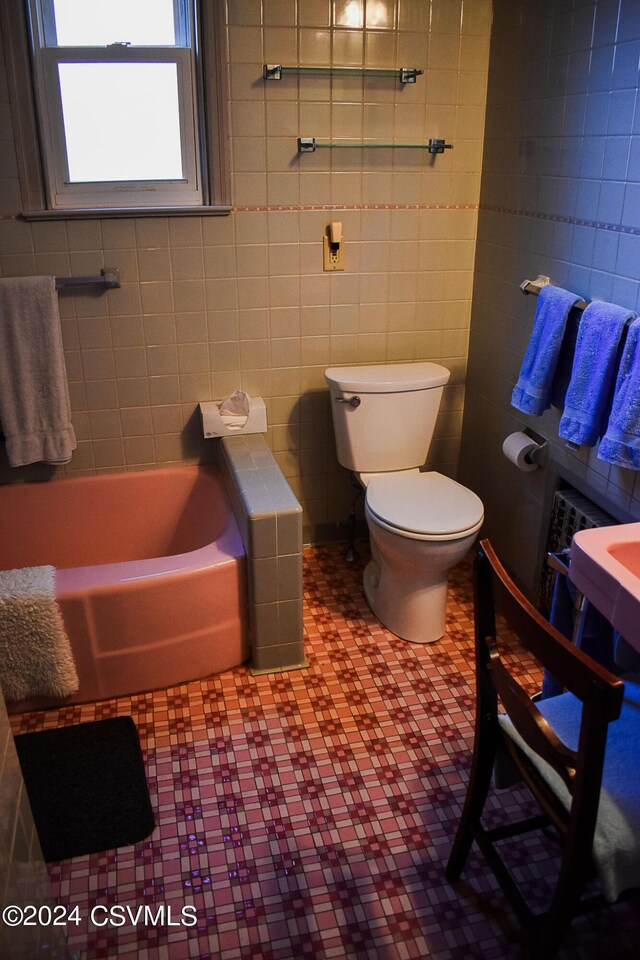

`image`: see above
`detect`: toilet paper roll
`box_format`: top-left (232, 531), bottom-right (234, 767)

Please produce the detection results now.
top-left (502, 431), bottom-right (542, 472)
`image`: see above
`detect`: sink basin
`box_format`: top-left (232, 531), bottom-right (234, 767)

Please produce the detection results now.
top-left (608, 541), bottom-right (640, 578)
top-left (570, 522), bottom-right (640, 652)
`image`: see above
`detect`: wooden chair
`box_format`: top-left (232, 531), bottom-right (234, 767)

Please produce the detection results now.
top-left (446, 539), bottom-right (640, 957)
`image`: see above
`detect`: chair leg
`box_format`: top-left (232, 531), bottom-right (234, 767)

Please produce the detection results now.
top-left (532, 853), bottom-right (589, 958)
top-left (446, 720), bottom-right (497, 882)
top-left (533, 919), bottom-right (572, 960)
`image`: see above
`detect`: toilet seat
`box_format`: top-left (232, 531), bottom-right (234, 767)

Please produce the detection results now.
top-left (365, 471), bottom-right (484, 542)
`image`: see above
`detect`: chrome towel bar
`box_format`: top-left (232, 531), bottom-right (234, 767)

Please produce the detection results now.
top-left (520, 275), bottom-right (588, 310)
top-left (55, 267), bottom-right (120, 291)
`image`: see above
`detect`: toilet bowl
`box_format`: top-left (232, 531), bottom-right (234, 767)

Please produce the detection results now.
top-left (324, 362), bottom-right (485, 645)
top-left (362, 470), bottom-right (483, 643)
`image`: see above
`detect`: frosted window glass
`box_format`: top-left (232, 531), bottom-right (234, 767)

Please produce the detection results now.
top-left (58, 63), bottom-right (184, 182)
top-left (51, 0), bottom-right (177, 46)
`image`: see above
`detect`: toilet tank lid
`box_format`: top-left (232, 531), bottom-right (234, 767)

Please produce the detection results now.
top-left (325, 362), bottom-right (450, 393)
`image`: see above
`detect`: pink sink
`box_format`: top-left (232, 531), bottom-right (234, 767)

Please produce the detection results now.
top-left (570, 523), bottom-right (640, 653)
top-left (608, 541), bottom-right (640, 578)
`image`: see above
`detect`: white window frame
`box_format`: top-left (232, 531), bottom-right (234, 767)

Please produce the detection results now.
top-left (0, 0), bottom-right (230, 218)
top-left (30, 0), bottom-right (203, 210)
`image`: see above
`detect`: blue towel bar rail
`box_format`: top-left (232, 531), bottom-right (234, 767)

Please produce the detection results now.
top-left (520, 276), bottom-right (637, 329)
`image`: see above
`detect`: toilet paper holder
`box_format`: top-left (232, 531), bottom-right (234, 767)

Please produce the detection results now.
top-left (523, 427), bottom-right (547, 465)
top-left (502, 427), bottom-right (548, 471)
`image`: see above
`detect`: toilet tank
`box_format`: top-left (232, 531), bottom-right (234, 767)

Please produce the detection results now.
top-left (325, 362), bottom-right (451, 473)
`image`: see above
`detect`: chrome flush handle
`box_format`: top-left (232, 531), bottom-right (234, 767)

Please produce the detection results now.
top-left (335, 395), bottom-right (361, 408)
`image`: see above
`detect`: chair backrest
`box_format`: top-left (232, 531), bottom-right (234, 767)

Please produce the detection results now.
top-left (475, 539), bottom-right (624, 820)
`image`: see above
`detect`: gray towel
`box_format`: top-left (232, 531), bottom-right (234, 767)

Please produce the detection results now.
top-left (0, 276), bottom-right (76, 467)
top-left (0, 565), bottom-right (78, 702)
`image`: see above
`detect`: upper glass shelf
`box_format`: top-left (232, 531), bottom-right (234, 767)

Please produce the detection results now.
top-left (263, 64), bottom-right (424, 84)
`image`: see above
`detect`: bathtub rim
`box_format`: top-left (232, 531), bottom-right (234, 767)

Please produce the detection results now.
top-left (55, 514), bottom-right (244, 596)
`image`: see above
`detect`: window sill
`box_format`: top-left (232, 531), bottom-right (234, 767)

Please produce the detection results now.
top-left (21, 205), bottom-right (232, 221)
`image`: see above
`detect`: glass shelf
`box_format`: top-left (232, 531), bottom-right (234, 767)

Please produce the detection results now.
top-left (263, 64), bottom-right (424, 84)
top-left (297, 138), bottom-right (453, 154)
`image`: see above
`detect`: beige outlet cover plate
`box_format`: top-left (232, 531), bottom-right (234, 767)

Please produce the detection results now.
top-left (323, 235), bottom-right (344, 271)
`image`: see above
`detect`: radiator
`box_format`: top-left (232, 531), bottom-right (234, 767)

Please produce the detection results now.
top-left (538, 487), bottom-right (617, 614)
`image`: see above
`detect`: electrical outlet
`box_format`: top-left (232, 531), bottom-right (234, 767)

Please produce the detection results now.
top-left (323, 234), bottom-right (344, 271)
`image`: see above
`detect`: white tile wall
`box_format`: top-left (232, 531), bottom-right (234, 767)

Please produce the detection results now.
top-left (461, 0), bottom-right (640, 591)
top-left (0, 699), bottom-right (68, 959)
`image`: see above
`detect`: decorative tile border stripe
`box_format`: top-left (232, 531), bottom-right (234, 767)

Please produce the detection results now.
top-left (233, 202), bottom-right (479, 212)
top-left (480, 203), bottom-right (640, 236)
top-left (0, 203), bottom-right (479, 222)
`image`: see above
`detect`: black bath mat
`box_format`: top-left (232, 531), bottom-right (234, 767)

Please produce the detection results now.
top-left (14, 716), bottom-right (154, 861)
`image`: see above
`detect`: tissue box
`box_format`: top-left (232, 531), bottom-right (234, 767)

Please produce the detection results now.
top-left (200, 397), bottom-right (267, 438)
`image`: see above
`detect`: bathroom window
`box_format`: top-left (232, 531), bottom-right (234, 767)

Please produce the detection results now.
top-left (1, 0), bottom-right (230, 216)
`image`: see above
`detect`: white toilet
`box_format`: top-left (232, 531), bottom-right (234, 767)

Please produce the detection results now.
top-left (325, 362), bottom-right (484, 644)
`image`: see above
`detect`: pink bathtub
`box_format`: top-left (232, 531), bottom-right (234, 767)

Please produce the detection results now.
top-left (0, 466), bottom-right (247, 711)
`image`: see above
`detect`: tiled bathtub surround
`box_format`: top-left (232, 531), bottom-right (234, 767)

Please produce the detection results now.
top-left (9, 545), bottom-right (640, 959)
top-left (0, 0), bottom-right (492, 540)
top-left (219, 434), bottom-right (304, 673)
top-left (460, 0), bottom-right (640, 592)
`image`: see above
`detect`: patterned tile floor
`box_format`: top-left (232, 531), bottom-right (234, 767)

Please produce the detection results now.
top-left (10, 543), bottom-right (640, 959)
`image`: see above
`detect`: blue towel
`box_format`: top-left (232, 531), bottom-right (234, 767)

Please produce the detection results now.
top-left (541, 568), bottom-right (615, 699)
top-left (558, 300), bottom-right (634, 447)
top-left (511, 285), bottom-right (582, 416)
top-left (549, 311), bottom-right (580, 409)
top-left (599, 318), bottom-right (640, 469)
top-left (614, 631), bottom-right (640, 672)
